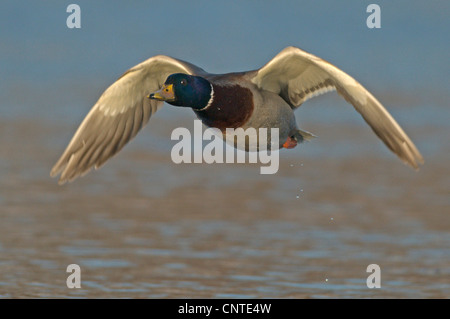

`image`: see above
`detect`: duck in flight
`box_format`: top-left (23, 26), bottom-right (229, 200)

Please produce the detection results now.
top-left (51, 46), bottom-right (424, 184)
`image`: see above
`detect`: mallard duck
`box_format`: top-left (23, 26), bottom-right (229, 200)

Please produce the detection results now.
top-left (51, 46), bottom-right (423, 184)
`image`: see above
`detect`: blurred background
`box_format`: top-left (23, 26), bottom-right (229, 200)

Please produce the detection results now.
top-left (0, 1), bottom-right (448, 298)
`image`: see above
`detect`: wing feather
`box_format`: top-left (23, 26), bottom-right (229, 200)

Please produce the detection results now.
top-left (51, 55), bottom-right (207, 183)
top-left (252, 46), bottom-right (424, 169)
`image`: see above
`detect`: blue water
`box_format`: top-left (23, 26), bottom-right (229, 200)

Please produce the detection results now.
top-left (0, 1), bottom-right (449, 299)
top-left (1, 1), bottom-right (449, 120)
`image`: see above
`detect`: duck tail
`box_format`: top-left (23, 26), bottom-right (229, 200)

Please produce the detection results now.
top-left (295, 129), bottom-right (317, 142)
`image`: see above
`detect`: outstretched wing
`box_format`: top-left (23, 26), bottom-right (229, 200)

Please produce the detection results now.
top-left (251, 46), bottom-right (424, 169)
top-left (51, 55), bottom-right (207, 184)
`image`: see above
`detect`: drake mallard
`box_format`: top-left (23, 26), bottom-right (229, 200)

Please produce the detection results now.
top-left (51, 46), bottom-right (424, 184)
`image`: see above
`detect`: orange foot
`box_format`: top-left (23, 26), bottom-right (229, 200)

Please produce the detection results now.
top-left (283, 136), bottom-right (297, 149)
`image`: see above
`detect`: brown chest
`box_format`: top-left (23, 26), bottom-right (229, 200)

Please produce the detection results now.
top-left (194, 84), bottom-right (254, 131)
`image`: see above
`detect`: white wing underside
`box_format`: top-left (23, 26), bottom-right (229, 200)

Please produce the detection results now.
top-left (251, 46), bottom-right (424, 169)
top-left (51, 55), bottom-right (207, 184)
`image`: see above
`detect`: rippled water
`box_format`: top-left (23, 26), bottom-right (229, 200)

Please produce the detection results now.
top-left (0, 111), bottom-right (449, 298)
top-left (1, 1), bottom-right (449, 298)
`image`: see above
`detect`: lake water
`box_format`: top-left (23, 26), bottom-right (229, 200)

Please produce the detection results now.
top-left (0, 1), bottom-right (449, 298)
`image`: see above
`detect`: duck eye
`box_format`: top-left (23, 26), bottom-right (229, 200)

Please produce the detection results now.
top-left (180, 79), bottom-right (187, 86)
